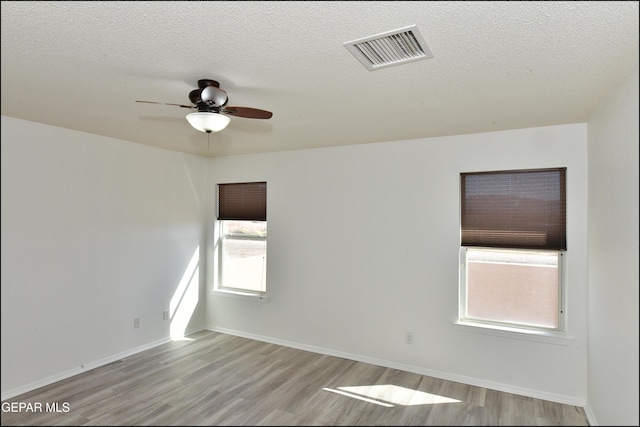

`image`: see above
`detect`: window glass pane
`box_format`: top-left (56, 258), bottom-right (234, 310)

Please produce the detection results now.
top-left (220, 221), bottom-right (267, 293)
top-left (224, 220), bottom-right (267, 237)
top-left (465, 249), bottom-right (559, 329)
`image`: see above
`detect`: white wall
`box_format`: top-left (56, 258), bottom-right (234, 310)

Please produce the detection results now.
top-left (586, 62), bottom-right (639, 426)
top-left (206, 123), bottom-right (589, 405)
top-left (1, 116), bottom-right (208, 398)
top-left (0, 116), bottom-right (593, 408)
top-left (2, 69), bottom-right (636, 417)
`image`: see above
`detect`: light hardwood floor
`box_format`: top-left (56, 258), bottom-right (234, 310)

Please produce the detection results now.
top-left (1, 330), bottom-right (589, 426)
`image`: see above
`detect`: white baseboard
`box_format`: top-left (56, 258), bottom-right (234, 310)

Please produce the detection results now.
top-left (583, 402), bottom-right (598, 426)
top-left (3, 326), bottom-right (591, 414)
top-left (206, 325), bottom-right (588, 408)
top-left (1, 336), bottom-right (171, 401)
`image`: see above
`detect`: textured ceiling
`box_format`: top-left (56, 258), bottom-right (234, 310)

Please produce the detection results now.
top-left (1, 1), bottom-right (638, 158)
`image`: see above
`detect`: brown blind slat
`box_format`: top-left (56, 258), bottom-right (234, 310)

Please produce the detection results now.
top-left (461, 168), bottom-right (566, 250)
top-left (217, 182), bottom-right (267, 221)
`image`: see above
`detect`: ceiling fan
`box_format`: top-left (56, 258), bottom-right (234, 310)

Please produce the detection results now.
top-left (136, 79), bottom-right (273, 133)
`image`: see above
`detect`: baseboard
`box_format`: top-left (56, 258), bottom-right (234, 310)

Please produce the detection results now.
top-left (205, 325), bottom-right (588, 408)
top-left (583, 402), bottom-right (598, 426)
top-left (3, 326), bottom-right (591, 412)
top-left (1, 336), bottom-right (171, 401)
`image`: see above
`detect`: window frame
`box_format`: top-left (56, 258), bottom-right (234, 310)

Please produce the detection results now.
top-left (216, 220), bottom-right (267, 297)
top-left (457, 168), bottom-right (569, 339)
top-left (214, 182), bottom-right (268, 299)
top-left (458, 246), bottom-right (566, 334)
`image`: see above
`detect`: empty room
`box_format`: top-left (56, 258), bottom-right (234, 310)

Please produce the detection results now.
top-left (1, 2), bottom-right (638, 426)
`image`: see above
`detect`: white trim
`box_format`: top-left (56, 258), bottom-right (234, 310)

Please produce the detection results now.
top-left (583, 402), bottom-right (599, 426)
top-left (205, 326), bottom-right (586, 407)
top-left (1, 337), bottom-right (171, 401)
top-left (453, 320), bottom-right (575, 346)
top-left (212, 288), bottom-right (270, 302)
top-left (459, 247), bottom-right (567, 334)
top-left (215, 219), bottom-right (267, 296)
top-left (3, 326), bottom-right (585, 409)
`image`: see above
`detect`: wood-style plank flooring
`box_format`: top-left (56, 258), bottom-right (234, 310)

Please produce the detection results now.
top-left (1, 330), bottom-right (589, 426)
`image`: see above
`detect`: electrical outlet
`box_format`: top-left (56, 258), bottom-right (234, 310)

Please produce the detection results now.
top-left (134, 317), bottom-right (140, 329)
top-left (163, 310), bottom-right (170, 321)
top-left (405, 331), bottom-right (413, 344)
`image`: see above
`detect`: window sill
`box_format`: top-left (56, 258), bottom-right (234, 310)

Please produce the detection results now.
top-left (212, 288), bottom-right (270, 302)
top-left (453, 320), bottom-right (574, 346)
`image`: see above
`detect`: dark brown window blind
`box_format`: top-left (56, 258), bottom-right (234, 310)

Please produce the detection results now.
top-left (461, 168), bottom-right (566, 250)
top-left (217, 182), bottom-right (267, 221)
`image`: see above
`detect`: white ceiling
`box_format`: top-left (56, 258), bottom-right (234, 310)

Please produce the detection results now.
top-left (2, 1), bottom-right (638, 158)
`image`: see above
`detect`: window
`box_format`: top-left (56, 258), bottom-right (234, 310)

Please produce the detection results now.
top-left (216, 182), bottom-right (267, 296)
top-left (459, 168), bottom-right (566, 333)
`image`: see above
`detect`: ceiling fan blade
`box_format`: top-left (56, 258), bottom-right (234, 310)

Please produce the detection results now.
top-left (222, 106), bottom-right (273, 119)
top-left (136, 100), bottom-right (193, 109)
top-left (189, 89), bottom-right (202, 105)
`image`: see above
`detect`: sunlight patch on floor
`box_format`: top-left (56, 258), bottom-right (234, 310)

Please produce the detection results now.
top-left (324, 384), bottom-right (461, 407)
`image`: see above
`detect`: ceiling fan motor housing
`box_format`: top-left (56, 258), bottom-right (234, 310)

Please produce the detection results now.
top-left (136, 78), bottom-right (273, 127)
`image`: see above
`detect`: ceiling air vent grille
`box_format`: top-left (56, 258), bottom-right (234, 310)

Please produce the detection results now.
top-left (344, 25), bottom-right (433, 71)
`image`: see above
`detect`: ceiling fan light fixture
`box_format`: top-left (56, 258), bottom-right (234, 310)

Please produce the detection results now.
top-left (186, 112), bottom-right (231, 133)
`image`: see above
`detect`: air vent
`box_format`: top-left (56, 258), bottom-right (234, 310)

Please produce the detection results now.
top-left (344, 25), bottom-right (433, 71)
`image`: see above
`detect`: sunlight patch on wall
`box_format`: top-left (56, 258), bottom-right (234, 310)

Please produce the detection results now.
top-left (169, 246), bottom-right (200, 339)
